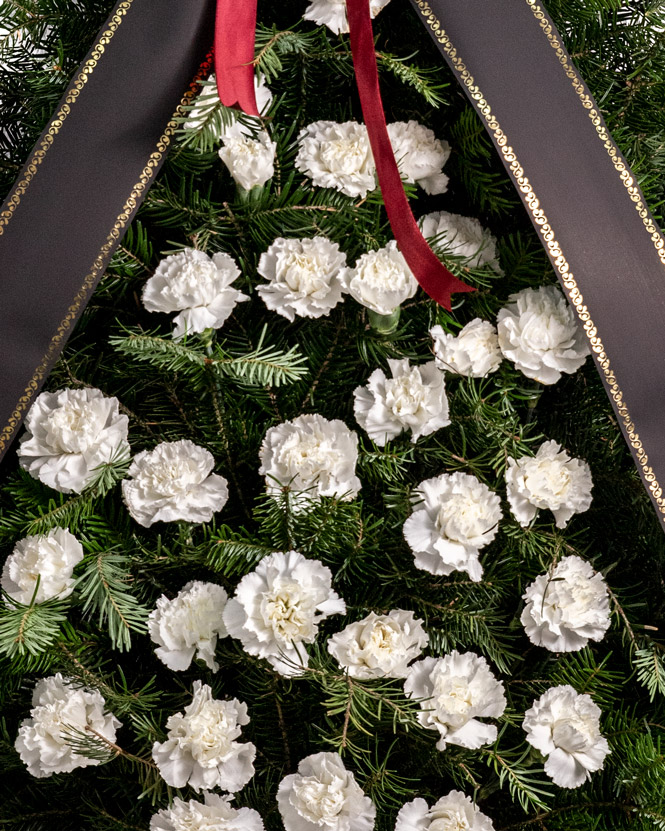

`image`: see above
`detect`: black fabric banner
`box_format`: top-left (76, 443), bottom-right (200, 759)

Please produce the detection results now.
top-left (409, 0), bottom-right (665, 529)
top-left (0, 0), bottom-right (215, 462)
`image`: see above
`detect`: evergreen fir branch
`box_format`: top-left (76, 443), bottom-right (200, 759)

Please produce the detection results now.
top-left (205, 528), bottom-right (276, 577)
top-left (75, 548), bottom-right (149, 652)
top-left (377, 51), bottom-right (448, 106)
top-left (0, 589), bottom-right (68, 659)
top-left (634, 640), bottom-right (665, 702)
top-left (111, 327), bottom-right (308, 387)
top-left (482, 744), bottom-right (554, 813)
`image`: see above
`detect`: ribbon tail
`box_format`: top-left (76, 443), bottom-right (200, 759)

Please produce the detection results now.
top-left (346, 0), bottom-right (474, 310)
top-left (215, 0), bottom-right (260, 116)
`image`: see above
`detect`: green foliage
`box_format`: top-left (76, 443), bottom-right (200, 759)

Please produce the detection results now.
top-left (1, 0), bottom-right (665, 829)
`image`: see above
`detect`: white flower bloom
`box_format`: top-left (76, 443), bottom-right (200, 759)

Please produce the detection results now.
top-left (277, 751), bottom-right (376, 831)
top-left (497, 285), bottom-right (589, 384)
top-left (2, 527), bottom-right (84, 605)
top-left (142, 248), bottom-right (249, 339)
top-left (15, 674), bottom-right (121, 778)
top-left (506, 440), bottom-right (593, 528)
top-left (295, 121), bottom-right (376, 199)
top-left (17, 387), bottom-right (130, 494)
top-left (219, 131), bottom-right (276, 191)
top-left (387, 122), bottom-right (450, 195)
top-left (303, 0), bottom-right (391, 35)
top-left (343, 241), bottom-right (418, 315)
top-left (184, 73), bottom-right (273, 139)
top-left (354, 359), bottom-right (449, 446)
top-left (149, 581), bottom-right (229, 672)
top-left (259, 414), bottom-right (361, 506)
top-left (419, 211), bottom-right (501, 271)
top-left (403, 472), bottom-right (501, 581)
top-left (404, 652), bottom-right (506, 751)
top-left (150, 793), bottom-right (265, 831)
top-left (152, 681), bottom-right (256, 792)
top-left (223, 550), bottom-right (346, 676)
top-left (395, 792), bottom-right (495, 831)
top-left (327, 609), bottom-right (428, 679)
top-left (430, 320), bottom-right (502, 378)
top-left (521, 555), bottom-right (611, 653)
top-left (523, 685), bottom-right (610, 788)
top-left (122, 440), bottom-right (229, 527)
top-left (257, 237), bottom-right (348, 321)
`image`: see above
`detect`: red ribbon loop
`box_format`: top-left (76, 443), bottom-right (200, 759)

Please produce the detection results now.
top-left (214, 0), bottom-right (474, 309)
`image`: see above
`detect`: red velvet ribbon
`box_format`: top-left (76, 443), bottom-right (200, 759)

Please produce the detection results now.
top-left (214, 0), bottom-right (474, 309)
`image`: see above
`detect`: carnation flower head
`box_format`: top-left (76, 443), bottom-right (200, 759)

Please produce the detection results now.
top-left (184, 73), bottom-right (273, 139)
top-left (259, 414), bottom-right (361, 508)
top-left (404, 652), bottom-right (506, 751)
top-left (342, 241), bottom-right (418, 315)
top-left (295, 120), bottom-right (376, 198)
top-left (224, 550), bottom-right (346, 676)
top-left (152, 681), bottom-right (256, 792)
top-left (354, 359), bottom-right (450, 446)
top-left (15, 674), bottom-right (121, 778)
top-left (521, 555), bottom-right (611, 652)
top-left (497, 285), bottom-right (589, 384)
top-left (219, 131), bottom-right (276, 191)
top-left (303, 0), bottom-right (391, 34)
top-left (277, 751), bottom-right (376, 831)
top-left (142, 248), bottom-right (248, 339)
top-left (327, 609), bottom-right (428, 680)
top-left (523, 685), bottom-right (610, 788)
top-left (2, 527), bottom-right (84, 604)
top-left (419, 211), bottom-right (501, 271)
top-left (257, 236), bottom-right (348, 321)
top-left (148, 581), bottom-right (229, 672)
top-left (122, 439), bottom-right (229, 527)
top-left (403, 472), bottom-right (501, 581)
top-left (395, 792), bottom-right (495, 831)
top-left (387, 121), bottom-right (450, 195)
top-left (506, 440), bottom-right (593, 528)
top-left (17, 387), bottom-right (130, 494)
top-left (150, 793), bottom-right (265, 831)
top-left (430, 320), bottom-right (503, 378)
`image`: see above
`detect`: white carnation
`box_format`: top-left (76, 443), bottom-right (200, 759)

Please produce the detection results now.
top-left (343, 241), bottom-right (418, 315)
top-left (327, 609), bottom-right (428, 679)
top-left (259, 414), bottom-right (361, 506)
top-left (152, 681), bottom-right (256, 792)
top-left (142, 248), bottom-right (249, 339)
top-left (387, 121), bottom-right (450, 195)
top-left (497, 285), bottom-right (589, 384)
top-left (150, 793), bottom-right (265, 831)
top-left (257, 236), bottom-right (348, 321)
top-left (506, 440), bottom-right (593, 528)
top-left (148, 581), bottom-right (229, 672)
top-left (223, 550), bottom-right (346, 676)
top-left (2, 527), bottom-right (84, 604)
top-left (219, 131), bottom-right (276, 191)
top-left (404, 652), bottom-right (506, 751)
top-left (184, 73), bottom-right (273, 139)
top-left (15, 674), bottom-right (121, 778)
top-left (277, 751), bottom-right (376, 831)
top-left (395, 792), bottom-right (495, 831)
top-left (17, 387), bottom-right (129, 494)
top-left (353, 359), bottom-right (449, 446)
top-left (430, 320), bottom-right (502, 378)
top-left (295, 121), bottom-right (376, 198)
top-left (419, 211), bottom-right (501, 270)
top-left (403, 472), bottom-right (501, 581)
top-left (523, 685), bottom-right (610, 788)
top-left (122, 440), bottom-right (229, 527)
top-left (521, 555), bottom-right (611, 653)
top-left (303, 0), bottom-right (391, 35)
